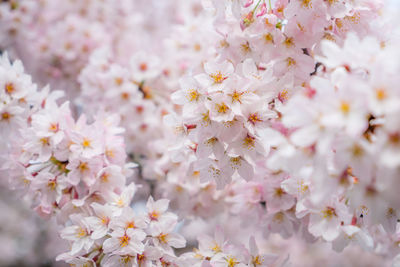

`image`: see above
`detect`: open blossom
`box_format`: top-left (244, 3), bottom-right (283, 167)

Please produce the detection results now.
top-left (247, 236), bottom-right (277, 267)
top-left (307, 197), bottom-right (352, 242)
top-left (151, 218), bottom-right (186, 250)
top-left (102, 226), bottom-right (146, 255)
top-left (60, 213), bottom-right (94, 255)
top-left (146, 196), bottom-right (177, 227)
top-left (195, 60), bottom-right (234, 92)
top-left (86, 203), bottom-right (115, 240)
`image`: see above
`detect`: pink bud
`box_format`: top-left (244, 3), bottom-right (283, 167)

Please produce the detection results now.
top-left (244, 0), bottom-right (254, 8)
top-left (240, 11), bottom-right (254, 30)
top-left (256, 3), bottom-right (267, 17)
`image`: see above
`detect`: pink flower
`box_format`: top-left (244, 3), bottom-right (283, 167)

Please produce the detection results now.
top-left (66, 156), bottom-right (103, 186)
top-left (59, 213), bottom-right (94, 255)
top-left (102, 227), bottom-right (145, 255)
top-left (195, 60), bottom-right (234, 93)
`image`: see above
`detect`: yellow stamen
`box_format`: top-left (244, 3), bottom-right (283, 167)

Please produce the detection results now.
top-left (278, 89), bottom-right (289, 102)
top-left (210, 72), bottom-right (227, 84)
top-left (340, 101), bottom-right (350, 114)
top-left (202, 111), bottom-right (211, 126)
top-left (119, 235), bottom-right (130, 247)
top-left (159, 233), bottom-right (168, 243)
top-left (241, 42), bottom-right (251, 53)
top-left (216, 103), bottom-right (229, 113)
top-left (264, 33), bottom-right (274, 44)
top-left (227, 256), bottom-right (238, 267)
top-left (187, 89), bottom-right (200, 102)
top-left (211, 243), bottom-right (221, 253)
top-left (286, 57), bottom-right (296, 67)
top-left (229, 90), bottom-right (244, 103)
top-left (243, 135), bottom-right (255, 148)
top-left (386, 207), bottom-right (396, 218)
top-left (297, 180), bottom-right (309, 195)
top-left (301, 0), bottom-right (312, 8)
top-left (82, 138), bottom-right (91, 148)
top-left (5, 83), bottom-right (15, 94)
top-left (230, 157), bottom-right (241, 168)
top-left (126, 221), bottom-right (135, 229)
top-left (194, 43), bottom-right (201, 51)
top-left (105, 149), bottom-right (115, 158)
top-left (40, 137), bottom-right (50, 146)
top-left (351, 144), bottom-right (364, 157)
top-left (78, 162), bottom-right (89, 172)
top-left (120, 256), bottom-right (132, 264)
top-left (273, 212), bottom-right (284, 223)
top-left (322, 207), bottom-right (337, 219)
top-left (114, 77), bottom-right (123, 86)
top-left (49, 123), bottom-right (58, 132)
top-left (1, 112), bottom-right (11, 121)
top-left (205, 137), bottom-right (217, 146)
top-left (101, 173), bottom-right (109, 183)
top-left (274, 188), bottom-right (285, 197)
top-left (101, 216), bottom-right (109, 225)
top-left (375, 88), bottom-right (386, 101)
top-left (283, 37), bottom-right (294, 48)
top-left (76, 227), bottom-right (87, 238)
top-left (248, 113), bottom-right (262, 124)
top-left (149, 211), bottom-right (159, 220)
top-left (252, 255), bottom-right (263, 266)
top-left (116, 198), bottom-right (124, 207)
top-left (47, 180), bottom-right (56, 190)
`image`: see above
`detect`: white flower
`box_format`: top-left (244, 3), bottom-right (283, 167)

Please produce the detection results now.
top-left (102, 227), bottom-right (146, 255)
top-left (60, 213), bottom-right (94, 255)
top-left (86, 203), bottom-right (115, 239)
top-left (195, 60), bottom-right (234, 93)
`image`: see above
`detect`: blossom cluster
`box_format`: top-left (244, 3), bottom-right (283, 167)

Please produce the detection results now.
top-left (0, 52), bottom-right (129, 217)
top-left (166, 0), bottom-right (400, 263)
top-left (0, 53), bottom-right (278, 266)
top-left (272, 31), bottom-right (400, 252)
top-left (1, 0), bottom-right (400, 266)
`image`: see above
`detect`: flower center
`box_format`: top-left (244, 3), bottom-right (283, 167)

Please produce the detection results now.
top-left (150, 211), bottom-right (159, 221)
top-left (226, 256), bottom-right (238, 267)
top-left (243, 135), bottom-right (255, 148)
top-left (47, 180), bottom-right (57, 190)
top-left (252, 255), bottom-right (263, 266)
top-left (40, 137), bottom-right (50, 146)
top-left (139, 63), bottom-right (148, 71)
top-left (301, 0), bottom-right (312, 8)
top-left (159, 233), bottom-right (168, 243)
top-left (375, 88), bottom-right (386, 101)
top-left (1, 112), bottom-right (11, 121)
top-left (76, 227), bottom-right (87, 238)
top-left (82, 138), bottom-right (91, 148)
top-left (210, 72), bottom-right (227, 84)
top-left (216, 102), bottom-right (229, 114)
top-left (286, 57), bottom-right (296, 67)
top-left (119, 235), bottom-right (130, 247)
top-left (230, 91), bottom-right (244, 103)
top-left (322, 206), bottom-right (337, 219)
top-left (5, 83), bottom-right (15, 94)
top-left (283, 37), bottom-right (294, 48)
top-left (340, 101), bottom-right (350, 114)
top-left (78, 162), bottom-right (89, 172)
top-left (248, 113), bottom-right (262, 124)
top-left (187, 89), bottom-right (200, 102)
top-left (264, 33), bottom-right (274, 44)
top-left (49, 123), bottom-right (59, 132)
top-left (126, 221), bottom-right (135, 229)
